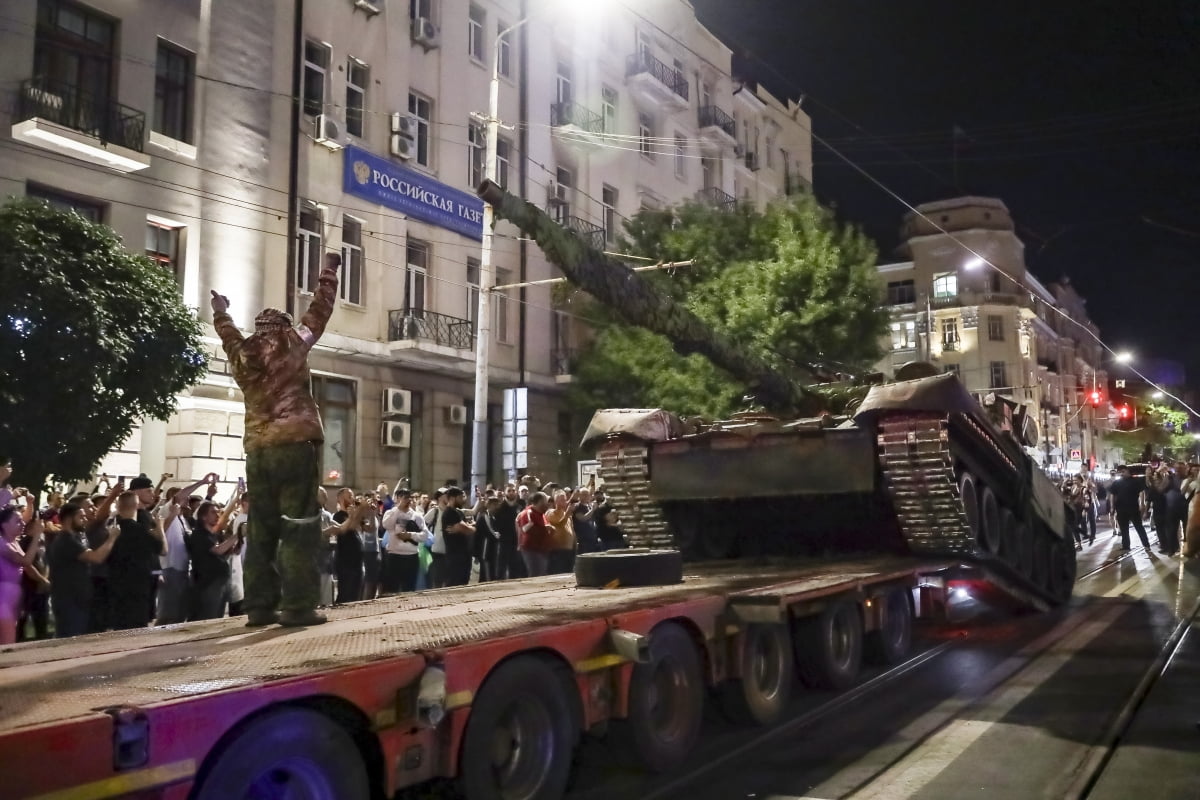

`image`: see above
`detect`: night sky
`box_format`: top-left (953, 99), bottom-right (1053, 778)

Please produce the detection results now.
top-left (691, 0), bottom-right (1200, 379)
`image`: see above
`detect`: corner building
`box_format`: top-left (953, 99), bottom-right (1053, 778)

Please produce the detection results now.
top-left (2, 0), bottom-right (812, 491)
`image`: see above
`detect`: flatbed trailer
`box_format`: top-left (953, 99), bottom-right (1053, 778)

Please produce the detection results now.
top-left (0, 556), bottom-right (954, 800)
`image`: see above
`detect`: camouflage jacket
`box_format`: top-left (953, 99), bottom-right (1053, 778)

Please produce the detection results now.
top-left (214, 270), bottom-right (337, 452)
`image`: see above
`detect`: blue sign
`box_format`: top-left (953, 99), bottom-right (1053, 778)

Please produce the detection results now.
top-left (343, 145), bottom-right (484, 240)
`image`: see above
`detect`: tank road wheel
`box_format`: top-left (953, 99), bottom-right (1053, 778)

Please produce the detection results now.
top-left (979, 487), bottom-right (1003, 555)
top-left (718, 624), bottom-right (794, 726)
top-left (959, 472), bottom-right (982, 546)
top-left (997, 508), bottom-right (1018, 566)
top-left (865, 588), bottom-right (914, 666)
top-left (192, 707), bottom-right (369, 800)
top-left (460, 656), bottom-right (576, 800)
top-left (575, 549), bottom-right (683, 588)
top-left (620, 622), bottom-right (705, 772)
top-left (794, 600), bottom-right (863, 691)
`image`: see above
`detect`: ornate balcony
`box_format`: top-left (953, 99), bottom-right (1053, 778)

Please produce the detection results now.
top-left (550, 101), bottom-right (605, 149)
top-left (694, 186), bottom-right (737, 211)
top-left (625, 51), bottom-right (689, 111)
top-left (697, 105), bottom-right (736, 149)
top-left (555, 215), bottom-right (606, 251)
top-left (388, 309), bottom-right (474, 358)
top-left (12, 77), bottom-right (149, 172)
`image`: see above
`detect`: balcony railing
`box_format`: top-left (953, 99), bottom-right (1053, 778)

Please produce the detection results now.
top-left (551, 101), bottom-right (605, 134)
top-left (931, 290), bottom-right (1027, 310)
top-left (388, 309), bottom-right (475, 350)
top-left (555, 214), bottom-right (606, 251)
top-left (695, 186), bottom-right (737, 211)
top-left (625, 52), bottom-right (689, 101)
top-left (697, 105), bottom-right (735, 138)
top-left (552, 347), bottom-right (577, 376)
top-left (16, 77), bottom-right (146, 152)
top-left (784, 170), bottom-right (812, 195)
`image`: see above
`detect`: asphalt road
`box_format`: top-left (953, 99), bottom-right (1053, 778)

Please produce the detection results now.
top-left (566, 524), bottom-right (1200, 800)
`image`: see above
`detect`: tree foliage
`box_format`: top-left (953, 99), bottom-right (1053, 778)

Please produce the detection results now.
top-left (1108, 402), bottom-right (1196, 463)
top-left (566, 194), bottom-right (886, 418)
top-left (0, 198), bottom-right (208, 493)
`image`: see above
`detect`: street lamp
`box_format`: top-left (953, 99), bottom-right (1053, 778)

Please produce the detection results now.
top-left (964, 256), bottom-right (985, 271)
top-left (1114, 351), bottom-right (1133, 364)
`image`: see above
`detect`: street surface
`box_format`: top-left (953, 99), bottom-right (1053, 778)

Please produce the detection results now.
top-left (564, 521), bottom-right (1200, 800)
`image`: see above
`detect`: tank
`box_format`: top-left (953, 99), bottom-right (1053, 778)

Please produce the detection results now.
top-left (474, 180), bottom-right (1075, 609)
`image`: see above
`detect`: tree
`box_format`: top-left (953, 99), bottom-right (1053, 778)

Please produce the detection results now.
top-left (0, 198), bottom-right (208, 494)
top-left (1108, 402), bottom-right (1196, 463)
top-left (565, 194), bottom-right (887, 418)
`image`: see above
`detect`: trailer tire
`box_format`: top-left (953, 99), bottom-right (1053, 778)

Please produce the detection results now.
top-left (865, 588), bottom-right (913, 665)
top-left (460, 656), bottom-right (575, 800)
top-left (718, 624), bottom-right (794, 726)
top-left (619, 622), bottom-right (705, 772)
top-left (980, 487), bottom-right (1002, 554)
top-left (192, 707), bottom-right (368, 800)
top-left (575, 549), bottom-right (683, 588)
top-left (959, 472), bottom-right (981, 546)
top-left (794, 600), bottom-right (862, 691)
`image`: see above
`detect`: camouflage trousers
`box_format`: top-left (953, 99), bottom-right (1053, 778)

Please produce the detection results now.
top-left (244, 441), bottom-right (322, 615)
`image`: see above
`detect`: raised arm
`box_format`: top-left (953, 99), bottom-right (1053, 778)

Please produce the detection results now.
top-left (210, 290), bottom-right (244, 355)
top-left (298, 253), bottom-right (341, 349)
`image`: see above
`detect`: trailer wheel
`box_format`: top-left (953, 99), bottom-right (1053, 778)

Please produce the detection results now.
top-left (717, 624), bottom-right (794, 726)
top-left (620, 622), bottom-right (704, 772)
top-left (460, 656), bottom-right (575, 800)
top-left (865, 588), bottom-right (913, 665)
top-left (192, 707), bottom-right (368, 800)
top-left (794, 600), bottom-right (862, 691)
top-left (575, 549), bottom-right (683, 588)
top-left (959, 472), bottom-right (981, 546)
top-left (979, 487), bottom-right (1002, 554)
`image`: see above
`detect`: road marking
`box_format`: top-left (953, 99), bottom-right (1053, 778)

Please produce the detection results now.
top-left (846, 602), bottom-right (1127, 800)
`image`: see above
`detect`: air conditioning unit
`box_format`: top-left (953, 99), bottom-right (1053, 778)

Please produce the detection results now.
top-left (389, 133), bottom-right (415, 160)
top-left (382, 387), bottom-right (412, 417)
top-left (444, 404), bottom-right (468, 425)
top-left (546, 181), bottom-right (567, 205)
top-left (314, 114), bottom-right (344, 149)
top-left (381, 420), bottom-right (411, 448)
top-left (390, 111), bottom-right (418, 138)
top-left (411, 16), bottom-right (439, 48)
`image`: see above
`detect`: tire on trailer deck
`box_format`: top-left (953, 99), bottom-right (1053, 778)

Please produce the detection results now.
top-left (793, 599), bottom-right (863, 691)
top-left (979, 486), bottom-right (1003, 555)
top-left (959, 472), bottom-right (981, 546)
top-left (460, 656), bottom-right (576, 800)
top-left (192, 707), bottom-right (369, 800)
top-left (717, 623), bottom-right (794, 726)
top-left (618, 621), bottom-right (705, 772)
top-left (865, 587), bottom-right (913, 666)
top-left (575, 549), bottom-right (683, 588)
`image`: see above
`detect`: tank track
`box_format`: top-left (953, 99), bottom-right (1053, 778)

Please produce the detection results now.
top-left (596, 441), bottom-right (673, 548)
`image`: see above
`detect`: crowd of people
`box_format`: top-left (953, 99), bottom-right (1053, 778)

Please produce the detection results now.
top-left (0, 464), bottom-right (627, 643)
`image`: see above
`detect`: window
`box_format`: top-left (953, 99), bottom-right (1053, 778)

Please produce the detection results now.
top-left (890, 321), bottom-right (916, 351)
top-left (346, 57), bottom-right (367, 138)
top-left (765, 136), bottom-right (774, 168)
top-left (466, 257), bottom-right (481, 334)
top-left (302, 40), bottom-right (330, 117)
top-left (601, 85), bottom-right (618, 134)
top-left (496, 137), bottom-right (511, 190)
top-left (987, 314), bottom-right (1004, 341)
top-left (885, 279), bottom-right (915, 305)
top-left (701, 156), bottom-right (714, 189)
top-left (674, 133), bottom-right (686, 179)
top-left (145, 218), bottom-right (183, 284)
top-left (33, 0), bottom-right (115, 113)
top-left (932, 272), bottom-right (958, 298)
top-left (468, 4), bottom-right (485, 62)
top-left (411, 0), bottom-right (436, 21)
top-left (989, 361), bottom-right (1008, 389)
top-left (312, 375), bottom-right (356, 488)
top-left (556, 61), bottom-right (572, 104)
top-left (405, 240), bottom-right (428, 317)
top-left (27, 184), bottom-right (104, 222)
top-left (495, 267), bottom-right (511, 343)
top-left (497, 20), bottom-right (513, 78)
top-left (340, 216), bottom-right (364, 305)
top-left (638, 113), bottom-right (654, 159)
top-left (407, 92), bottom-right (432, 167)
top-left (154, 41), bottom-right (193, 143)
top-left (551, 167), bottom-right (572, 222)
top-left (468, 122), bottom-right (484, 187)
top-left (296, 205), bottom-right (322, 293)
top-left (942, 318), bottom-right (959, 348)
top-left (602, 185), bottom-right (617, 245)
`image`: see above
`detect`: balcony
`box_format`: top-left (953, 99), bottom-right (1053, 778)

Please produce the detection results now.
top-left (559, 215), bottom-right (606, 251)
top-left (552, 347), bottom-right (577, 383)
top-left (931, 290), bottom-right (1028, 310)
top-left (694, 186), bottom-right (737, 211)
top-left (784, 170), bottom-right (812, 195)
top-left (697, 105), bottom-right (736, 149)
top-left (550, 101), bottom-right (606, 149)
top-left (12, 77), bottom-right (150, 173)
top-left (625, 51), bottom-right (689, 111)
top-left (387, 309), bottom-right (475, 360)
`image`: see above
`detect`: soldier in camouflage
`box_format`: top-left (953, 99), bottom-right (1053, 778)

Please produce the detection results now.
top-left (211, 253), bottom-right (340, 627)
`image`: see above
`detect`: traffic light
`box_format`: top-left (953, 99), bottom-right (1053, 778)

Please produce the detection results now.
top-left (1116, 404), bottom-right (1133, 430)
top-left (1089, 390), bottom-right (1101, 407)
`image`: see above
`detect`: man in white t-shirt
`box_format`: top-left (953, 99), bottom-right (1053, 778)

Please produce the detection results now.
top-left (379, 490), bottom-right (431, 593)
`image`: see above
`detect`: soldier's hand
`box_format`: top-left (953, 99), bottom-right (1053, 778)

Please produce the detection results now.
top-left (210, 290), bottom-right (231, 314)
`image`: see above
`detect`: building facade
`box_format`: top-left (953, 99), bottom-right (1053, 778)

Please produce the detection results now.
top-left (3, 0), bottom-right (811, 492)
top-left (875, 197), bottom-right (1108, 472)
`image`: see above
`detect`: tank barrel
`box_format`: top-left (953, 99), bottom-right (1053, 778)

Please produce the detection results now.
top-left (477, 180), bottom-right (822, 414)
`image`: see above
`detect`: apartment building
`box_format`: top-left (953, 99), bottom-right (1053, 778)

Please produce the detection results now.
top-left (875, 197), bottom-right (1107, 470)
top-left (3, 0), bottom-right (812, 491)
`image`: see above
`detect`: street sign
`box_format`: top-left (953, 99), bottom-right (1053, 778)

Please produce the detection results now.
top-left (1069, 448), bottom-right (1082, 461)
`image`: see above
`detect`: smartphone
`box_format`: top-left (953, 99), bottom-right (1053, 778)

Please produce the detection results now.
top-left (237, 477), bottom-right (246, 493)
